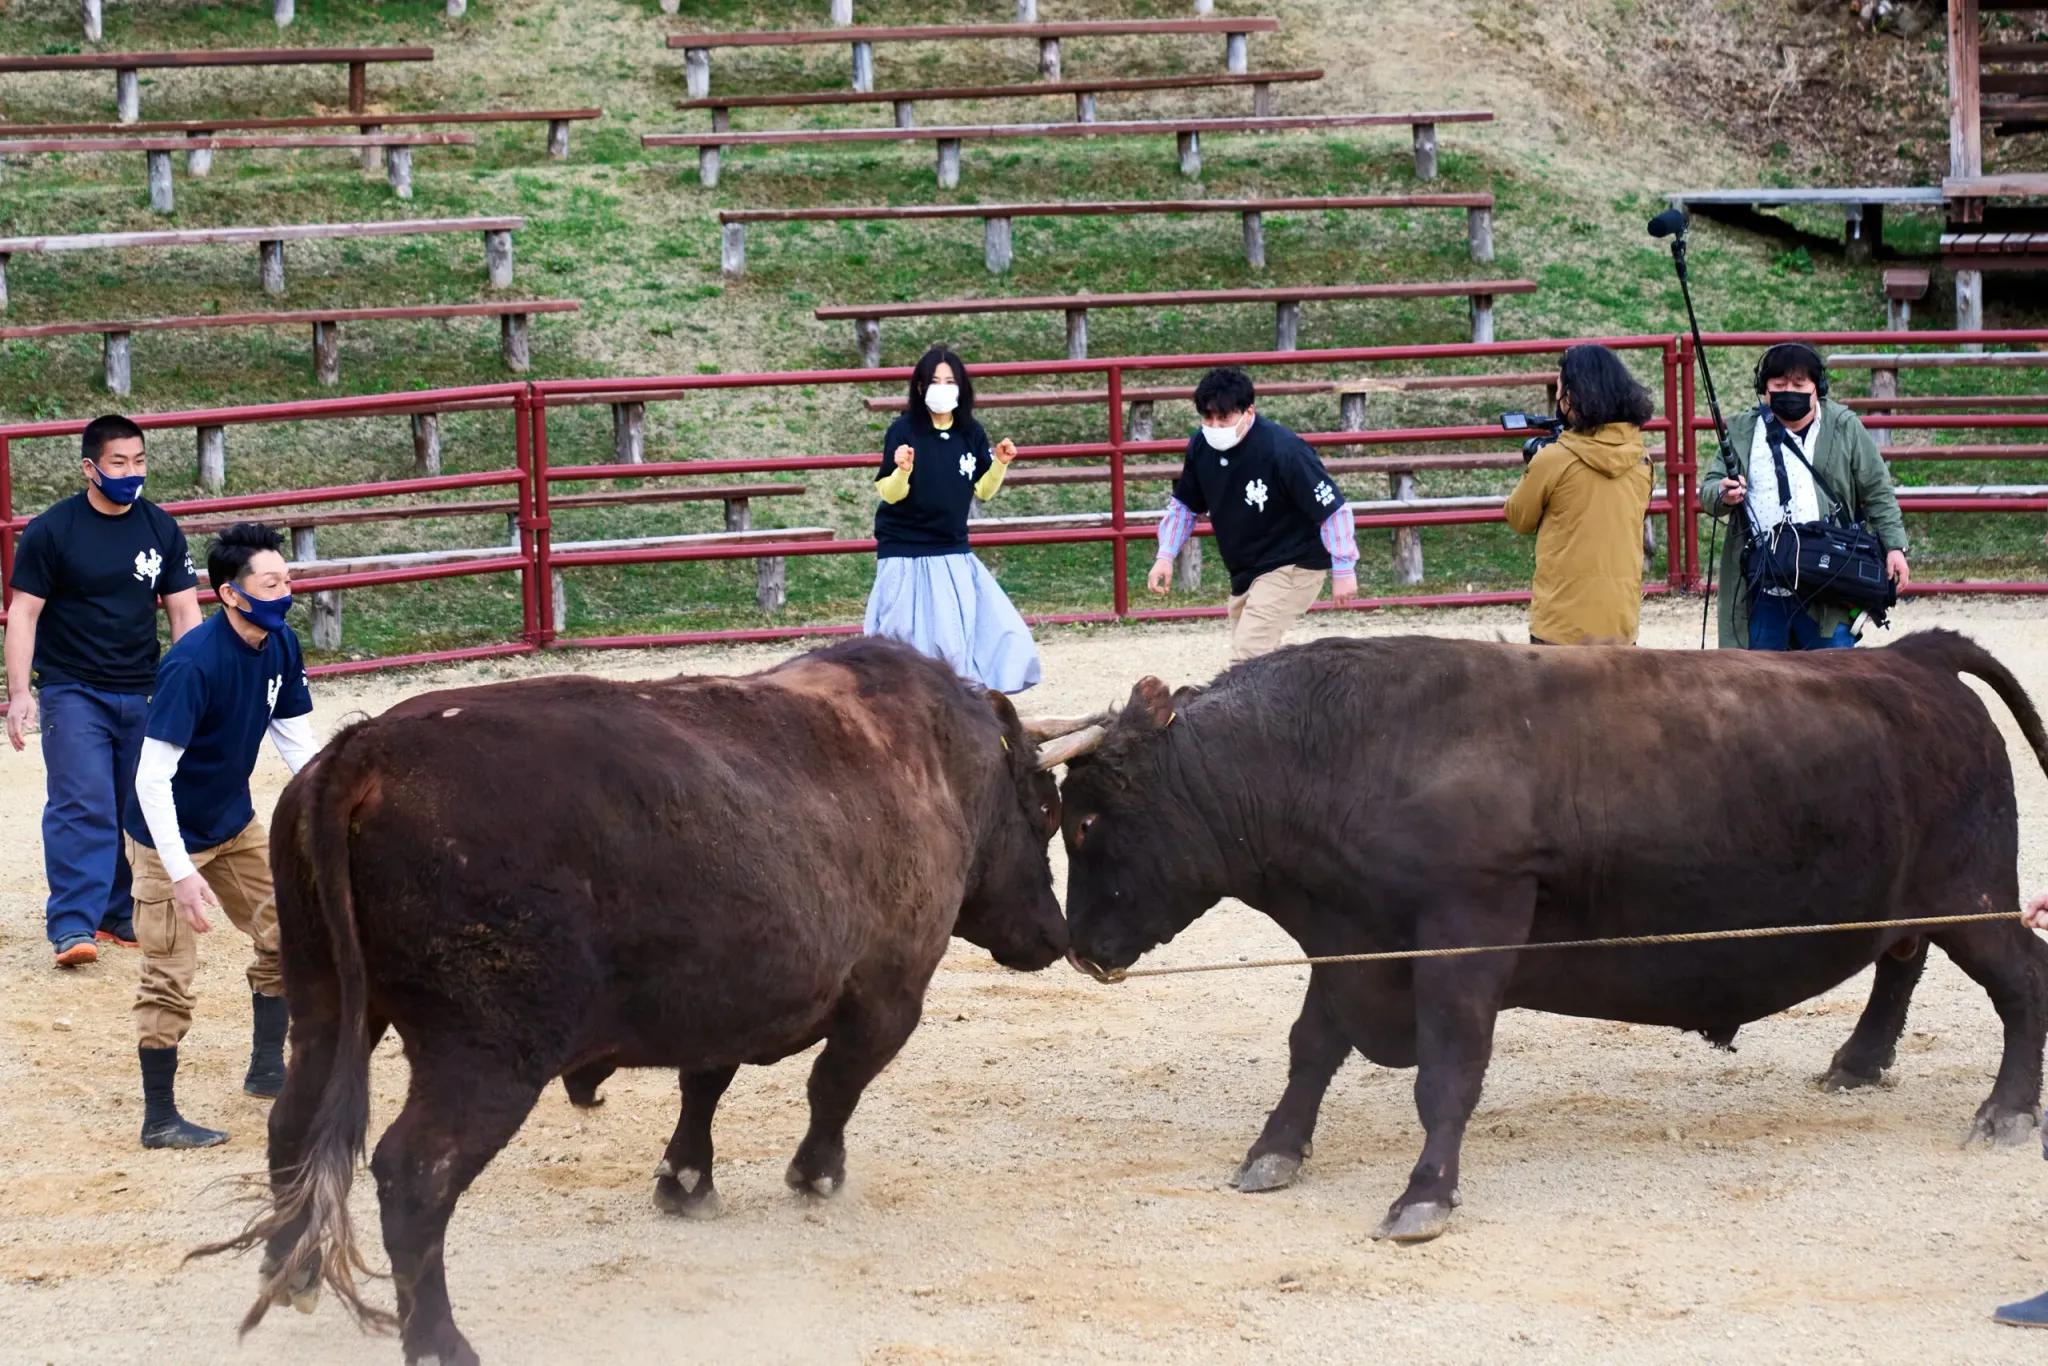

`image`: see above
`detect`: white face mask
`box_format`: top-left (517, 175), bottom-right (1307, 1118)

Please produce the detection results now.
top-left (925, 383), bottom-right (960, 415)
top-left (1199, 416), bottom-right (1246, 452)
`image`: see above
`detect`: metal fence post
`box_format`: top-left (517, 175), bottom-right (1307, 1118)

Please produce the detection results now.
top-left (1108, 364), bottom-right (1128, 618)
top-left (528, 389), bottom-right (556, 645)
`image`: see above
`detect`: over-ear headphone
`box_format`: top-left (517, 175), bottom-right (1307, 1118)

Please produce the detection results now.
top-left (1752, 342), bottom-right (1830, 399)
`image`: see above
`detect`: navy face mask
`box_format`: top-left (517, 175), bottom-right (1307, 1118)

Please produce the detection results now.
top-left (1767, 390), bottom-right (1814, 423)
top-left (90, 461), bottom-right (145, 505)
top-left (230, 586), bottom-right (294, 633)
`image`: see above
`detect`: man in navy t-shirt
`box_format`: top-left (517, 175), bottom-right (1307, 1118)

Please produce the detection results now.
top-left (124, 523), bottom-right (316, 1149)
top-left (5, 414), bottom-right (201, 968)
top-left (1146, 368), bottom-right (1359, 665)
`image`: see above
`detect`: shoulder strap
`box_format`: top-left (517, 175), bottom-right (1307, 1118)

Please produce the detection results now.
top-left (1761, 417), bottom-right (1847, 521)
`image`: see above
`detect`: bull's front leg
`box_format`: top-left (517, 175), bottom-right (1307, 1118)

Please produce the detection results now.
top-left (787, 993), bottom-right (924, 1198)
top-left (1235, 972), bottom-right (1352, 1192)
top-left (1374, 932), bottom-right (1522, 1244)
top-left (655, 1065), bottom-right (739, 1218)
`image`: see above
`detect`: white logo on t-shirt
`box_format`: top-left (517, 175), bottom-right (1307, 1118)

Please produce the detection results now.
top-left (266, 676), bottom-right (282, 715)
top-left (133, 548), bottom-right (162, 587)
top-left (1244, 479), bottom-right (1269, 512)
top-left (957, 453), bottom-right (974, 478)
top-left (1313, 481), bottom-right (1336, 508)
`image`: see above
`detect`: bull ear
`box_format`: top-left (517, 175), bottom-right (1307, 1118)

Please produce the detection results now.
top-left (1124, 676), bottom-right (1176, 731)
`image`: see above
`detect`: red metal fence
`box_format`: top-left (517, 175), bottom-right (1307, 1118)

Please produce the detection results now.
top-left (3, 332), bottom-right (2045, 677)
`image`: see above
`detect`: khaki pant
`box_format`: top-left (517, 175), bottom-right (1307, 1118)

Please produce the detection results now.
top-left (129, 819), bottom-right (281, 1049)
top-left (1226, 565), bottom-right (1327, 665)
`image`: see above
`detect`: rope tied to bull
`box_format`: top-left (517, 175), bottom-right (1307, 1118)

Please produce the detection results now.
top-left (1075, 910), bottom-right (2027, 983)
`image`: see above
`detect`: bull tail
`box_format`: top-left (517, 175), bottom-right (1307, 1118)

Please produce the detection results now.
top-left (187, 722), bottom-right (396, 1336)
top-left (1894, 629), bottom-right (2048, 781)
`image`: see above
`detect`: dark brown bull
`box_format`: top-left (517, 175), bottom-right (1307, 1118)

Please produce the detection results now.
top-left (196, 639), bottom-right (1071, 1365)
top-left (1051, 629), bottom-right (2048, 1243)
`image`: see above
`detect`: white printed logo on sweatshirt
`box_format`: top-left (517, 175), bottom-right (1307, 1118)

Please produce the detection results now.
top-left (1313, 481), bottom-right (1336, 508)
top-left (266, 676), bottom-right (282, 715)
top-left (1244, 479), bottom-right (1269, 512)
top-left (132, 548), bottom-right (162, 587)
top-left (957, 453), bottom-right (974, 478)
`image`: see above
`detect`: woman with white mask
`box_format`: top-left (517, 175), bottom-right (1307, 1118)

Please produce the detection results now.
top-left (864, 345), bottom-right (1041, 692)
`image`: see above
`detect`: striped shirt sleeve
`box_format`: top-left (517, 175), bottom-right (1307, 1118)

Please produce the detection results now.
top-left (1320, 505), bottom-right (1358, 575)
top-left (1155, 495), bottom-right (1197, 562)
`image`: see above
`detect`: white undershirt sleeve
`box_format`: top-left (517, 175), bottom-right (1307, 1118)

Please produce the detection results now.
top-left (134, 737), bottom-right (196, 883)
top-left (268, 712), bottom-right (318, 776)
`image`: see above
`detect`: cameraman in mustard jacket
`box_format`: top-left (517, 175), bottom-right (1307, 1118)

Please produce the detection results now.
top-left (1504, 344), bottom-right (1655, 645)
top-left (1701, 342), bottom-right (1909, 650)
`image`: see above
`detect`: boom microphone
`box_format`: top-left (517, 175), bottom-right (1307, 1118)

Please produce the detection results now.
top-left (1647, 207), bottom-right (1688, 239)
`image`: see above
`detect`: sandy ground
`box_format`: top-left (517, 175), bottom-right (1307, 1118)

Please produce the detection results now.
top-left (3, 598), bottom-right (2047, 1366)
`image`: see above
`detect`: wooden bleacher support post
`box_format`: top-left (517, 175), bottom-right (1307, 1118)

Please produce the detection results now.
top-left (260, 240), bottom-right (287, 295)
top-left (147, 151), bottom-right (174, 214)
top-left (103, 331), bottom-right (132, 396)
top-left (1242, 210), bottom-right (1265, 268)
top-left (661, 0), bottom-right (681, 14)
top-left (1273, 300), bottom-right (1300, 350)
top-left (1413, 121), bottom-right (1437, 179)
top-left (313, 589), bottom-right (343, 649)
top-left (856, 318), bottom-right (881, 367)
top-left (274, 0), bottom-right (295, 26)
top-left (501, 312), bottom-right (531, 372)
top-left (186, 131), bottom-right (216, 177)
top-left (1016, 0), bottom-right (1038, 19)
top-left (1075, 92), bottom-right (1097, 123)
top-left (725, 496), bottom-right (787, 611)
top-left (1225, 32), bottom-right (1248, 74)
top-left (1470, 292), bottom-right (1494, 344)
top-left (83, 0), bottom-right (104, 43)
top-left (936, 137), bottom-right (962, 188)
top-left (197, 425), bottom-right (226, 493)
top-left (386, 145), bottom-right (414, 200)
top-left (117, 68), bottom-right (140, 123)
top-left (1468, 206), bottom-right (1493, 262)
top-left (833, 0), bottom-right (855, 23)
top-left (291, 525), bottom-right (318, 565)
top-left (985, 216), bottom-right (1013, 274)
top-left (684, 48), bottom-right (712, 100)
top-left (722, 222), bottom-right (747, 276)
top-left (1253, 81), bottom-right (1274, 116)
top-left (894, 99), bottom-right (916, 129)
top-left (1040, 38), bottom-right (1062, 80)
top-left (613, 403), bottom-right (646, 464)
top-left (547, 119), bottom-right (571, 159)
top-left (360, 122), bottom-right (386, 172)
top-left (1956, 269), bottom-right (1984, 348)
top-left (852, 41), bottom-right (875, 92)
top-left (1064, 307), bottom-right (1088, 360)
top-left (485, 228), bottom-right (514, 288)
top-left (347, 61), bottom-right (368, 113)
top-left (699, 144), bottom-right (722, 186)
top-left (0, 253), bottom-right (10, 312)
top-left (413, 413), bottom-right (442, 475)
top-left (312, 320), bottom-right (341, 386)
top-left (1844, 202), bottom-right (1881, 263)
top-left (447, 0), bottom-right (468, 17)
top-left (1177, 130), bottom-right (1201, 176)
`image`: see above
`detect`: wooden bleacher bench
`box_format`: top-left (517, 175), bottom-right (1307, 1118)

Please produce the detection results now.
top-left (77, 0), bottom-right (476, 40)
top-left (647, 109), bottom-right (1492, 187)
top-left (1939, 230), bottom-right (2048, 270)
top-left (1662, 186), bottom-right (1944, 261)
top-left (665, 19), bottom-right (1283, 97)
top-left (717, 192), bottom-right (1496, 276)
top-left (0, 299), bottom-right (579, 394)
top-left (1842, 394), bottom-right (2048, 412)
top-left (817, 278), bottom-right (1539, 363)
top-left (1881, 267), bottom-right (1930, 335)
top-left (0, 132), bottom-right (474, 213)
top-left (1, 108), bottom-right (604, 161)
top-left (0, 46), bottom-right (434, 123)
top-left (680, 70), bottom-right (1322, 129)
top-left (1826, 351), bottom-right (2048, 369)
top-left (0, 216), bottom-right (524, 313)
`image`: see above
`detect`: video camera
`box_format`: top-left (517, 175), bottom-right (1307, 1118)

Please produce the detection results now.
top-left (1499, 411), bottom-right (1564, 464)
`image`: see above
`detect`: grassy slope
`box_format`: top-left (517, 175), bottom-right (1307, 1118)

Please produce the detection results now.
top-left (1, 0), bottom-right (2043, 661)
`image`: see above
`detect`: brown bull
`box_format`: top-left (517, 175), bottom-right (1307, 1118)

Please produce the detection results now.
top-left (197, 639), bottom-right (1072, 1365)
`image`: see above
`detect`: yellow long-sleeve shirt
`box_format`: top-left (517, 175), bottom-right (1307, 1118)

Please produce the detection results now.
top-left (876, 457), bottom-right (1009, 504)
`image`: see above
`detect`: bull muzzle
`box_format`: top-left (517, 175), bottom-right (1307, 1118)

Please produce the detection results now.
top-left (1066, 949), bottom-right (1126, 984)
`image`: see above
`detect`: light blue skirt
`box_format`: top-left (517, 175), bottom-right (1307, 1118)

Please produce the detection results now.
top-left (864, 552), bottom-right (1042, 693)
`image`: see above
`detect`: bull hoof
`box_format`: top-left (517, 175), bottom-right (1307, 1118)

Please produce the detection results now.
top-left (1821, 1064), bottom-right (1888, 1093)
top-left (652, 1162), bottom-right (722, 1219)
top-left (1232, 1152), bottom-right (1303, 1193)
top-left (292, 1287), bottom-right (321, 1315)
top-left (1963, 1107), bottom-right (2039, 1149)
top-left (262, 1251), bottom-right (321, 1312)
top-left (1371, 1198), bottom-right (1455, 1244)
top-left (785, 1164), bottom-right (842, 1200)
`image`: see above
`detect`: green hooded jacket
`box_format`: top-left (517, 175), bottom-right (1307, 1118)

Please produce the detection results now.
top-left (1700, 399), bottom-right (1908, 649)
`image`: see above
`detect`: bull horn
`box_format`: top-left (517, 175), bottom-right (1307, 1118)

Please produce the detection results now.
top-left (1033, 724), bottom-right (1106, 771)
top-left (1019, 714), bottom-right (1097, 741)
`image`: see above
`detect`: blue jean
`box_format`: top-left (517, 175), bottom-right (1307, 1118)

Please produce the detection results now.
top-left (1747, 593), bottom-right (1856, 652)
top-left (39, 682), bottom-right (148, 946)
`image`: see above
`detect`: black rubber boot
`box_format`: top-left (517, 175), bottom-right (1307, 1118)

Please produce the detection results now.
top-left (139, 1046), bottom-right (227, 1149)
top-left (243, 992), bottom-right (288, 1099)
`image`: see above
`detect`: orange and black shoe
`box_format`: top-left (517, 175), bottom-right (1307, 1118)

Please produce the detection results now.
top-left (96, 923), bottom-right (140, 949)
top-left (53, 936), bottom-right (99, 968)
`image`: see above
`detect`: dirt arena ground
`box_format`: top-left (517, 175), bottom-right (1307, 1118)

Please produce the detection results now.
top-left (3, 599), bottom-right (2046, 1365)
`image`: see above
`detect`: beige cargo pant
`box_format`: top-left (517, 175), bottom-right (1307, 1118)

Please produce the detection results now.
top-left (1226, 564), bottom-right (1327, 665)
top-left (128, 819), bottom-right (282, 1049)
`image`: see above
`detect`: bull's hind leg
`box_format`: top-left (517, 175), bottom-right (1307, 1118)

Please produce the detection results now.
top-left (786, 994), bottom-right (923, 1199)
top-left (1823, 941), bottom-right (1930, 1092)
top-left (654, 1065), bottom-right (738, 1219)
top-left (1932, 921), bottom-right (2048, 1147)
top-left (1235, 973), bottom-right (1351, 1193)
top-left (371, 1051), bottom-right (544, 1366)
